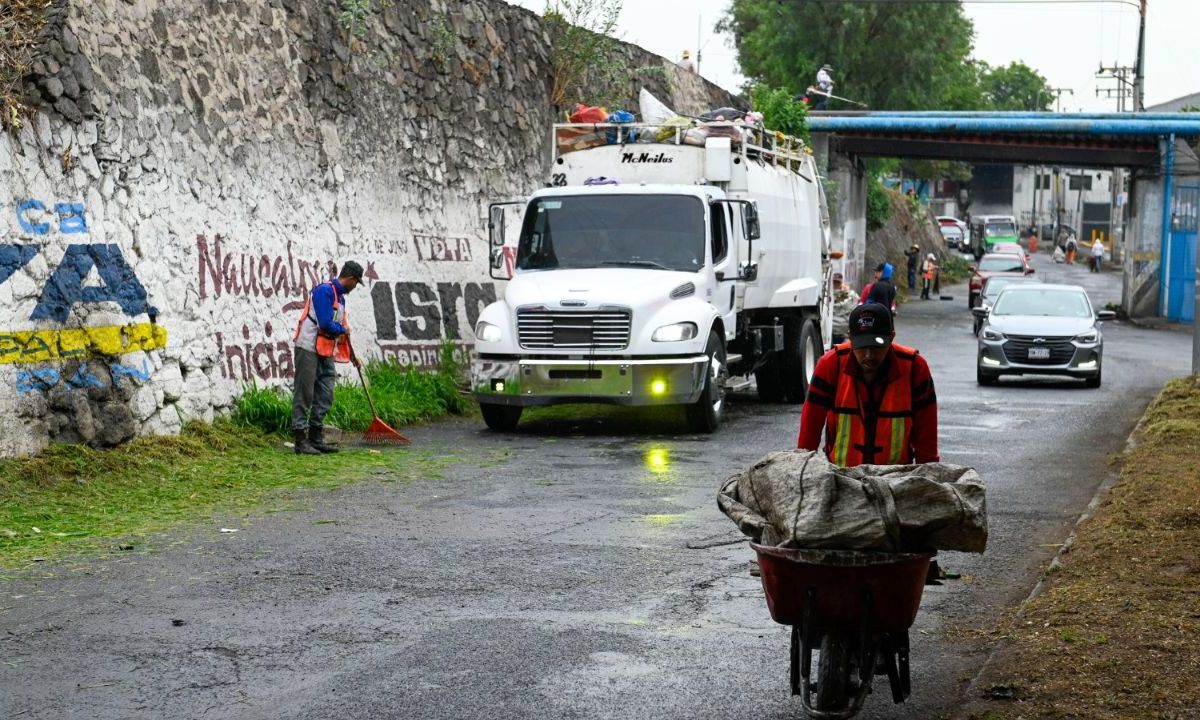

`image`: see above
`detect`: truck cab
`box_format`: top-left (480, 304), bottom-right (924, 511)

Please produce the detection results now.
top-left (471, 122), bottom-right (832, 433)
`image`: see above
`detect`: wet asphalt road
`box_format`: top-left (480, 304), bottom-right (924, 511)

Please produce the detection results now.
top-left (1, 251), bottom-right (1192, 720)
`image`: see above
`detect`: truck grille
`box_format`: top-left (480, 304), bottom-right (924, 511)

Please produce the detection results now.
top-left (517, 308), bottom-right (632, 350)
top-left (1002, 335), bottom-right (1075, 365)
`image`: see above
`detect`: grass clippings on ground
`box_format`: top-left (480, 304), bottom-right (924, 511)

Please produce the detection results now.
top-left (965, 375), bottom-right (1200, 719)
top-left (0, 421), bottom-right (455, 569)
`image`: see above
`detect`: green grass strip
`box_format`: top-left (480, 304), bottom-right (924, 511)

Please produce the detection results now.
top-left (233, 343), bottom-right (469, 434)
top-left (0, 421), bottom-right (415, 568)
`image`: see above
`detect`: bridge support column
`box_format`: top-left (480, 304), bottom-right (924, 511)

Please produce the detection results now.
top-left (815, 134), bottom-right (867, 291)
top-left (1123, 168), bottom-right (1165, 319)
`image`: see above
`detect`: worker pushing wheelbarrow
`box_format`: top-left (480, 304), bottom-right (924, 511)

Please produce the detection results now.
top-left (719, 451), bottom-right (988, 718)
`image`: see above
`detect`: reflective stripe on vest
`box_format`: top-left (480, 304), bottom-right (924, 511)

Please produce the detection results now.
top-left (825, 344), bottom-right (918, 467)
top-left (293, 282), bottom-right (352, 362)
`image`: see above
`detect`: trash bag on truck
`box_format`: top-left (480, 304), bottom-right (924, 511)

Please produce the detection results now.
top-left (718, 450), bottom-right (988, 553)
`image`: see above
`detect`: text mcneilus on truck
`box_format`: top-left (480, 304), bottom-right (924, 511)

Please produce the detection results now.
top-left (470, 117), bottom-right (834, 433)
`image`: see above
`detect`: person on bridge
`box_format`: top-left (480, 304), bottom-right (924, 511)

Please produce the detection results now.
top-left (1091, 239), bottom-right (1105, 272)
top-left (291, 261), bottom-right (364, 455)
top-left (812, 64), bottom-right (834, 111)
top-left (796, 303), bottom-right (939, 466)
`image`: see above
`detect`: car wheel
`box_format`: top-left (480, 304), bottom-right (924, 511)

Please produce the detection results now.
top-left (976, 364), bottom-right (997, 386)
top-left (1085, 364), bottom-right (1102, 388)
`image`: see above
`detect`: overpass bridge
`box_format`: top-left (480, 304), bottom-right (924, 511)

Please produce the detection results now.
top-left (808, 112), bottom-right (1200, 323)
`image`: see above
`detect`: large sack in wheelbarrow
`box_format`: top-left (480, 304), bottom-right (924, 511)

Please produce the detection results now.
top-left (718, 450), bottom-right (987, 553)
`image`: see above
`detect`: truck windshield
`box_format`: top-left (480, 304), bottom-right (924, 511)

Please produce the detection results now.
top-left (516, 194), bottom-right (705, 272)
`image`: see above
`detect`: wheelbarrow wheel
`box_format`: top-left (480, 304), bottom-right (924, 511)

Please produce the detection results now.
top-left (815, 631), bottom-right (851, 711)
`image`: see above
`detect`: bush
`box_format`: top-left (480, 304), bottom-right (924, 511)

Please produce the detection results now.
top-left (938, 253), bottom-right (972, 284)
top-left (750, 84), bottom-right (810, 145)
top-left (866, 172), bottom-right (893, 231)
top-left (233, 342), bottom-right (469, 435)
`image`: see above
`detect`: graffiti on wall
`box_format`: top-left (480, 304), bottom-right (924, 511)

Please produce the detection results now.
top-left (16, 358), bottom-right (152, 395)
top-left (199, 231), bottom-right (497, 378)
top-left (3, 202), bottom-right (166, 370)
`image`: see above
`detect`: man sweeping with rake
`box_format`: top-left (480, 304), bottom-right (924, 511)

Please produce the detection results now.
top-left (290, 261), bottom-right (364, 455)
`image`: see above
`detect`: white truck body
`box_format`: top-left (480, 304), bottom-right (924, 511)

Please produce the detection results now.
top-left (471, 122), bottom-right (833, 432)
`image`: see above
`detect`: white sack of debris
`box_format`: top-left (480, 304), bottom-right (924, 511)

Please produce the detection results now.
top-left (718, 450), bottom-right (987, 553)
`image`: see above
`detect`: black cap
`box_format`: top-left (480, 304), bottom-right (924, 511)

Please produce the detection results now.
top-left (848, 303), bottom-right (894, 349)
top-left (339, 260), bottom-right (364, 282)
top-left (875, 262), bottom-right (886, 272)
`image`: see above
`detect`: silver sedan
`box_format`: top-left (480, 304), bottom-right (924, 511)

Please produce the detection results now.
top-left (974, 283), bottom-right (1116, 387)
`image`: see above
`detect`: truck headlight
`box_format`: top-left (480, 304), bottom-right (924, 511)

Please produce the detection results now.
top-left (652, 322), bottom-right (698, 342)
top-left (475, 321), bottom-right (503, 343)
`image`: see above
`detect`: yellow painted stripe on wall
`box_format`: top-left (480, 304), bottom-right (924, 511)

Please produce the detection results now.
top-left (0, 323), bottom-right (168, 364)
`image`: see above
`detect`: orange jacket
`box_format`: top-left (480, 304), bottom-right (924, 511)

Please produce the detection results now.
top-left (798, 342), bottom-right (938, 466)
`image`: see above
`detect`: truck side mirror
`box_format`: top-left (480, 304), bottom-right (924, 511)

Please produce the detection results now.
top-left (487, 204), bottom-right (508, 248)
top-left (490, 247), bottom-right (505, 269)
top-left (745, 203), bottom-right (762, 240)
top-left (740, 261), bottom-right (759, 282)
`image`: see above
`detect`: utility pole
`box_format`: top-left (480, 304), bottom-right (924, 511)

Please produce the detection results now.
top-left (1096, 63), bottom-right (1136, 112)
top-left (1133, 0), bottom-right (1147, 112)
top-left (1049, 87), bottom-right (1074, 113)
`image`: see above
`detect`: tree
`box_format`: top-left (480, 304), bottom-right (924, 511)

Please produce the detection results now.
top-left (978, 61), bottom-right (1054, 111)
top-left (719, 1), bottom-right (981, 110)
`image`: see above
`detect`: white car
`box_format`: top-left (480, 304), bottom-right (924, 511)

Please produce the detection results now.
top-left (974, 284), bottom-right (1115, 387)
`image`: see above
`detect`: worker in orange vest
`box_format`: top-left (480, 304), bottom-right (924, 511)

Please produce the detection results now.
top-left (291, 261), bottom-right (363, 455)
top-left (797, 303), bottom-right (939, 466)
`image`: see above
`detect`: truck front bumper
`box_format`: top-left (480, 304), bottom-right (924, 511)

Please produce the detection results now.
top-left (471, 355), bottom-right (709, 407)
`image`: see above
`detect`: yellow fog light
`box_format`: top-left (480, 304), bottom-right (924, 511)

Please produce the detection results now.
top-left (651, 379), bottom-right (667, 396)
top-left (491, 380), bottom-right (506, 392)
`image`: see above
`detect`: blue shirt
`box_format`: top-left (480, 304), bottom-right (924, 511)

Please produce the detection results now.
top-left (310, 279), bottom-right (347, 336)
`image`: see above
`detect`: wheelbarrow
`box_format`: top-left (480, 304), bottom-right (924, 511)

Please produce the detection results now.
top-left (751, 543), bottom-right (934, 719)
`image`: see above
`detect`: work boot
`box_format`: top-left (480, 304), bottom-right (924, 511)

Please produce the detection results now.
top-left (308, 426), bottom-right (340, 454)
top-left (293, 430), bottom-right (321, 456)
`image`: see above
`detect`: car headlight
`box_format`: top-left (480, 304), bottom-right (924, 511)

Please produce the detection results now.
top-left (652, 322), bottom-right (698, 342)
top-left (475, 321), bottom-right (503, 343)
top-left (1073, 330), bottom-right (1099, 343)
top-left (981, 328), bottom-right (1006, 342)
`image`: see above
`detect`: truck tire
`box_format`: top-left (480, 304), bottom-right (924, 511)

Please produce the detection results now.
top-left (755, 354), bottom-right (785, 402)
top-left (782, 319), bottom-right (822, 403)
top-left (686, 330), bottom-right (726, 433)
top-left (480, 403), bottom-right (523, 431)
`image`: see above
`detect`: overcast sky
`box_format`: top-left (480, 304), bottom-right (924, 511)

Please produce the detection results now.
top-left (504, 0), bottom-right (1199, 111)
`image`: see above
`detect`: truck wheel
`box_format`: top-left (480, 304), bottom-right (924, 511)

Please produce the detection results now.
top-left (480, 403), bottom-right (522, 431)
top-left (782, 319), bottom-right (822, 403)
top-left (686, 330), bottom-right (727, 433)
top-left (754, 355), bottom-right (785, 402)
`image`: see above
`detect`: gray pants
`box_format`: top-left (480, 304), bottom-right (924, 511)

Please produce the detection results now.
top-left (291, 347), bottom-right (336, 432)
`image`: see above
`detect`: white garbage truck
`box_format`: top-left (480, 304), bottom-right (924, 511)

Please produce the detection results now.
top-left (470, 120), bottom-right (833, 432)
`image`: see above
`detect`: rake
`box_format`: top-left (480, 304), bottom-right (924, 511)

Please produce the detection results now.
top-left (350, 344), bottom-right (411, 446)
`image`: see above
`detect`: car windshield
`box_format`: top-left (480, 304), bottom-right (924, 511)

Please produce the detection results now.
top-left (992, 289), bottom-right (1093, 318)
top-left (516, 194), bottom-right (705, 272)
top-left (940, 227), bottom-right (963, 239)
top-left (979, 256), bottom-right (1024, 273)
top-left (986, 222), bottom-right (1017, 237)
top-left (983, 278), bottom-right (1023, 300)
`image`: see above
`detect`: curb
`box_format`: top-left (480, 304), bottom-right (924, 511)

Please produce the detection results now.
top-left (957, 410), bottom-right (1149, 708)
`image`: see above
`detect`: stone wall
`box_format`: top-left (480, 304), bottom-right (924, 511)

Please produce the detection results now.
top-left (0, 0), bottom-right (740, 457)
